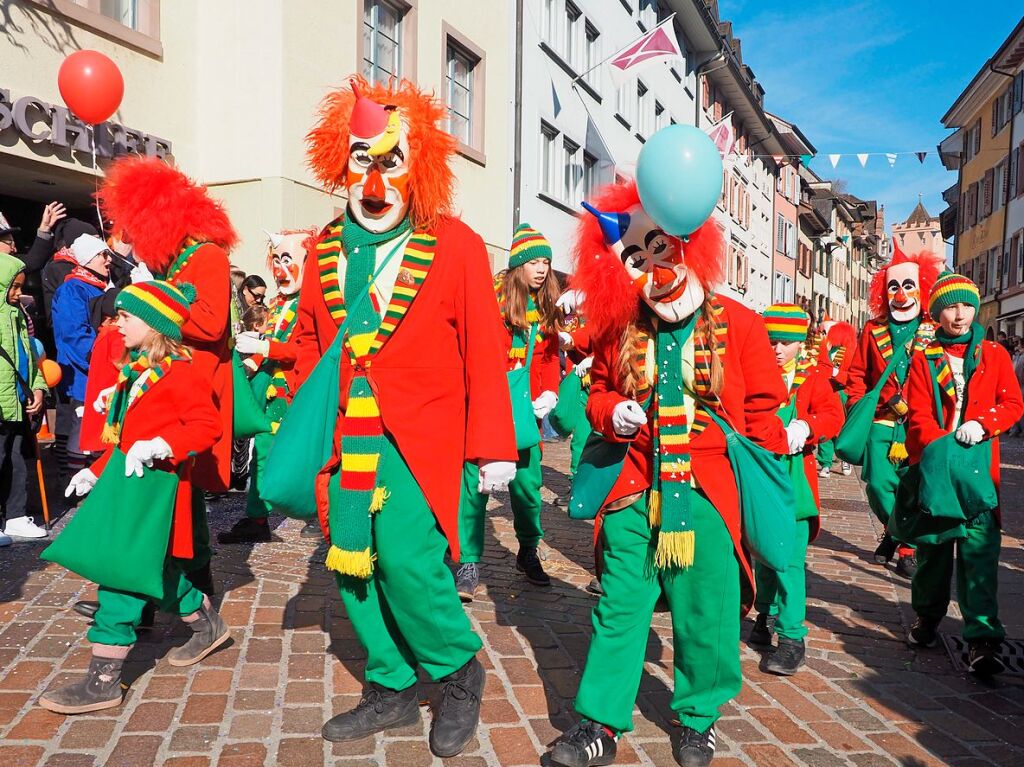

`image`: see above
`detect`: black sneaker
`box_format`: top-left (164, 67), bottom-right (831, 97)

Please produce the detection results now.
top-left (321, 682), bottom-right (419, 741)
top-left (968, 640), bottom-right (1006, 676)
top-left (299, 519), bottom-right (321, 538)
top-left (906, 617), bottom-right (939, 648)
top-left (217, 517), bottom-right (271, 544)
top-left (747, 613), bottom-right (776, 646)
top-left (763, 637), bottom-right (805, 676)
top-left (455, 562), bottom-right (480, 603)
top-left (586, 577), bottom-right (604, 596)
top-left (873, 533), bottom-right (897, 564)
top-left (675, 724), bottom-right (716, 767)
top-left (895, 553), bottom-right (917, 579)
top-left (516, 546), bottom-right (551, 586)
top-left (429, 656), bottom-right (484, 758)
top-left (550, 719), bottom-right (618, 767)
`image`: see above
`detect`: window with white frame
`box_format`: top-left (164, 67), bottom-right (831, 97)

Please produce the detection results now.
top-left (616, 80), bottom-right (633, 126)
top-left (562, 137), bottom-right (582, 203)
top-left (100, 0), bottom-right (138, 29)
top-left (775, 214), bottom-right (787, 254)
top-left (542, 0), bottom-right (557, 43)
top-left (654, 101), bottom-right (669, 132)
top-left (638, 0), bottom-right (658, 30)
top-left (583, 151), bottom-right (599, 200)
top-left (564, 2), bottom-right (583, 73)
top-left (363, 0), bottom-right (405, 85)
top-left (445, 41), bottom-right (478, 147)
top-left (540, 123), bottom-right (559, 198)
top-left (636, 81), bottom-right (652, 138)
top-left (584, 22), bottom-right (601, 89)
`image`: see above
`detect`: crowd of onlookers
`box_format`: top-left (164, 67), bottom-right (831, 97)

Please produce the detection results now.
top-left (0, 202), bottom-right (269, 546)
top-left (997, 331), bottom-right (1024, 437)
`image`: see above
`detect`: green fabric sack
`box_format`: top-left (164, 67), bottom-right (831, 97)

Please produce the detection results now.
top-left (41, 451), bottom-right (179, 600)
top-left (918, 432), bottom-right (997, 521)
top-left (888, 465), bottom-right (965, 546)
top-left (567, 430), bottom-right (630, 520)
top-left (549, 371), bottom-right (583, 437)
top-left (507, 323), bottom-right (540, 450)
top-left (835, 348), bottom-right (907, 466)
top-left (232, 351), bottom-right (273, 439)
top-left (777, 397), bottom-right (818, 521)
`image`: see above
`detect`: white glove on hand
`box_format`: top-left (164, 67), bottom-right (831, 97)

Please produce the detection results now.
top-left (558, 331), bottom-right (575, 350)
top-left (532, 390), bottom-right (558, 419)
top-left (955, 420), bottom-right (985, 446)
top-left (555, 289), bottom-right (584, 315)
top-left (574, 356), bottom-right (594, 377)
top-left (64, 468), bottom-right (98, 498)
top-left (124, 437), bottom-right (173, 478)
top-left (478, 460), bottom-right (517, 493)
top-left (93, 385), bottom-right (115, 414)
top-left (786, 419), bottom-right (811, 454)
top-left (130, 261), bottom-right (154, 284)
top-left (234, 331), bottom-right (270, 356)
top-left (612, 400), bottom-right (648, 436)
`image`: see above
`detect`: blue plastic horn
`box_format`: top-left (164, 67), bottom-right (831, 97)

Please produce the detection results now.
top-left (581, 201), bottom-right (630, 247)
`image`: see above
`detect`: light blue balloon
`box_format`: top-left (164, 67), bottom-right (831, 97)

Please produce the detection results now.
top-left (31, 338), bottom-right (45, 359)
top-left (636, 124), bottom-right (724, 236)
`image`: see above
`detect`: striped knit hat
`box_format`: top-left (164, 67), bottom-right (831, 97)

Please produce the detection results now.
top-left (763, 303), bottom-right (811, 343)
top-left (116, 280), bottom-right (196, 341)
top-left (928, 271), bottom-right (980, 317)
top-left (508, 223), bottom-right (552, 269)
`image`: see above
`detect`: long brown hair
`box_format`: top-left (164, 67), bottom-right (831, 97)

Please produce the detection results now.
top-left (614, 296), bottom-right (724, 399)
top-left (499, 264), bottom-right (562, 335)
top-left (120, 328), bottom-right (190, 367)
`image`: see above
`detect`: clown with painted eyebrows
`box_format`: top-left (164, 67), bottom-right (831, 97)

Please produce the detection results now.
top-left (844, 245), bottom-right (945, 578)
top-left (547, 181), bottom-right (788, 767)
top-left (285, 77), bottom-right (518, 758)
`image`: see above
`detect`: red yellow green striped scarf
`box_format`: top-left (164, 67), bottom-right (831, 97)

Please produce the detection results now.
top-left (101, 353), bottom-right (188, 445)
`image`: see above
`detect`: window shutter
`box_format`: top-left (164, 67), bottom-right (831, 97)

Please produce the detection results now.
top-left (984, 169), bottom-right (994, 218)
top-left (992, 100), bottom-right (998, 137)
top-left (1019, 142), bottom-right (1024, 197)
top-left (975, 120), bottom-right (982, 154)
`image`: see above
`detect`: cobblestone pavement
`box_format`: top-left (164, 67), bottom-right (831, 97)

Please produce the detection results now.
top-left (2, 438), bottom-right (1024, 767)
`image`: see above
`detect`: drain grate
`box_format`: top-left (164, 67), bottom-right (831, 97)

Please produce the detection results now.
top-left (939, 634), bottom-right (1024, 676)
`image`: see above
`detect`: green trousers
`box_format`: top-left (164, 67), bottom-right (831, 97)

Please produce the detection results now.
top-left (754, 520), bottom-right (810, 640)
top-left (575, 493), bottom-right (741, 734)
top-left (816, 392), bottom-right (846, 470)
top-left (912, 510), bottom-right (1004, 641)
top-left (459, 445), bottom-right (544, 564)
top-left (88, 560), bottom-right (204, 646)
top-left (245, 430), bottom-right (274, 518)
top-left (336, 439), bottom-right (482, 691)
top-left (862, 422), bottom-right (908, 526)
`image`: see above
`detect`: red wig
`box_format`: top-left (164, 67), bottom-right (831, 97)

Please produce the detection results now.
top-left (97, 157), bottom-right (238, 273)
top-left (867, 244), bottom-right (945, 320)
top-left (819, 320), bottom-right (857, 372)
top-left (265, 228), bottom-right (318, 270)
top-left (569, 180), bottom-right (725, 340)
top-left (306, 76), bottom-right (456, 230)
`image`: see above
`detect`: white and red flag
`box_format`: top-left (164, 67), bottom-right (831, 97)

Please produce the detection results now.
top-left (608, 15), bottom-right (684, 86)
top-left (705, 112), bottom-right (737, 159)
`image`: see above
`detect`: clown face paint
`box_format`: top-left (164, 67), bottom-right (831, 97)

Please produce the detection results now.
top-left (268, 233), bottom-right (306, 296)
top-left (346, 115), bottom-right (411, 234)
top-left (613, 205), bottom-right (704, 323)
top-left (885, 261), bottom-right (921, 322)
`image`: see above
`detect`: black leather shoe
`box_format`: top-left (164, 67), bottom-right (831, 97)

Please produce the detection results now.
top-left (550, 719), bottom-right (618, 767)
top-left (321, 682), bottom-right (420, 742)
top-left (217, 517), bottom-right (271, 544)
top-left (73, 601), bottom-right (99, 620)
top-left (300, 519), bottom-right (321, 538)
top-left (429, 656), bottom-right (484, 758)
top-left (763, 637), bottom-right (805, 676)
top-left (895, 553), bottom-right (918, 579)
top-left (675, 724), bottom-right (716, 767)
top-left (516, 546), bottom-right (551, 586)
top-left (748, 613), bottom-right (776, 646)
top-left (873, 533), bottom-right (897, 564)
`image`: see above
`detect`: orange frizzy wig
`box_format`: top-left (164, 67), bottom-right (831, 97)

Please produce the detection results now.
top-left (306, 76), bottom-right (456, 230)
top-left (569, 180), bottom-right (725, 341)
top-left (97, 156), bottom-right (238, 273)
top-left (867, 244), bottom-right (945, 320)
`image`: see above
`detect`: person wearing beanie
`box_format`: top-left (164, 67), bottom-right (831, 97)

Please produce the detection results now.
top-left (749, 304), bottom-right (844, 675)
top-left (456, 223), bottom-right (561, 600)
top-left (38, 280), bottom-right (227, 715)
top-left (894, 272), bottom-right (1022, 676)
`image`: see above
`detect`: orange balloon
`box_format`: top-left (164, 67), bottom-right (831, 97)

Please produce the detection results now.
top-left (40, 359), bottom-right (62, 388)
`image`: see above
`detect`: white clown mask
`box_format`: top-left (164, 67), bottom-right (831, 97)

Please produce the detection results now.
top-left (265, 231), bottom-right (307, 297)
top-left (582, 201), bottom-right (704, 323)
top-left (885, 261), bottom-right (921, 322)
top-left (346, 88), bottom-right (411, 233)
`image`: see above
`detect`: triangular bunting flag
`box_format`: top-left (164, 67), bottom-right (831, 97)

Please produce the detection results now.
top-left (857, 153), bottom-right (869, 167)
top-left (772, 155), bottom-right (784, 164)
top-left (608, 15), bottom-right (683, 86)
top-left (551, 78), bottom-right (562, 117)
top-left (886, 153), bottom-right (897, 167)
top-left (829, 154), bottom-right (841, 168)
top-left (916, 151), bottom-right (927, 163)
top-left (800, 154), bottom-right (813, 166)
top-left (706, 112), bottom-right (737, 158)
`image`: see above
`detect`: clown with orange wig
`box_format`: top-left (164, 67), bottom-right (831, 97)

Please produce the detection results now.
top-left (283, 78), bottom-right (517, 757)
top-left (547, 181), bottom-right (788, 767)
top-left (815, 319), bottom-right (858, 478)
top-left (842, 245), bottom-right (944, 578)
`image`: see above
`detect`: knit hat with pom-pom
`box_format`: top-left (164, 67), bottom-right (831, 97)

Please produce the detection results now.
top-left (115, 280), bottom-right (196, 341)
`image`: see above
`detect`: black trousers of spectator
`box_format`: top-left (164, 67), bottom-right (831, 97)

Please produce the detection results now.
top-left (0, 421), bottom-right (30, 525)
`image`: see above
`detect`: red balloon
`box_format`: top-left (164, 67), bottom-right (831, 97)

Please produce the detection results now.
top-left (57, 50), bottom-right (124, 125)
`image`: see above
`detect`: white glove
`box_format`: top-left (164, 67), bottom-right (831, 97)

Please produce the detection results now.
top-left (64, 468), bottom-right (97, 498)
top-left (234, 331), bottom-right (270, 356)
top-left (478, 460), bottom-right (517, 493)
top-left (93, 385), bottom-right (115, 414)
top-left (612, 400), bottom-right (647, 436)
top-left (532, 390), bottom-right (558, 419)
top-left (130, 261), bottom-right (154, 284)
top-left (558, 331), bottom-right (575, 350)
top-left (786, 419), bottom-right (811, 454)
top-left (556, 289), bottom-right (584, 315)
top-left (124, 437), bottom-right (173, 478)
top-left (955, 420), bottom-right (985, 446)
top-left (575, 356), bottom-right (594, 377)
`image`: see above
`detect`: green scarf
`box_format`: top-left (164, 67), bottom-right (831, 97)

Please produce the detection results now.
top-left (509, 292), bottom-right (543, 361)
top-left (936, 322), bottom-right (983, 385)
top-left (887, 316), bottom-right (920, 385)
top-left (101, 351), bottom-right (184, 446)
top-left (650, 313), bottom-right (697, 570)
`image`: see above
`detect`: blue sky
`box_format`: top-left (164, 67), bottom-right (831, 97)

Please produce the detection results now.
top-left (720, 1), bottom-right (1022, 236)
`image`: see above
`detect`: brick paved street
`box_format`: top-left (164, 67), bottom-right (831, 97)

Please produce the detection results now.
top-left (2, 438), bottom-right (1024, 767)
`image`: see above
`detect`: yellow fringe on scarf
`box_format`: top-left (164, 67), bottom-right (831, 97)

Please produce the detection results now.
top-left (655, 530), bottom-right (695, 569)
top-left (647, 490), bottom-right (662, 527)
top-left (525, 308), bottom-right (541, 323)
top-left (508, 346), bottom-right (527, 360)
top-left (888, 442), bottom-right (908, 464)
top-left (369, 487), bottom-right (391, 513)
top-left (100, 423), bottom-right (120, 446)
top-left (324, 545), bottom-right (374, 578)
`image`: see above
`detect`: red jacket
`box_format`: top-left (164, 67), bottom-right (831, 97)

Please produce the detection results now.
top-left (79, 324), bottom-right (126, 453)
top-left (291, 216), bottom-right (518, 559)
top-left (91, 360), bottom-right (222, 559)
top-left (785, 363), bottom-right (845, 540)
top-left (846, 318), bottom-right (930, 417)
top-left (171, 243), bottom-right (233, 492)
top-left (587, 296), bottom-right (788, 610)
top-left (904, 340), bottom-right (1023, 526)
